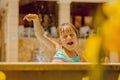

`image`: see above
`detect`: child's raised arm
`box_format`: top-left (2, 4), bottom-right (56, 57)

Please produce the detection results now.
top-left (23, 14), bottom-right (59, 55)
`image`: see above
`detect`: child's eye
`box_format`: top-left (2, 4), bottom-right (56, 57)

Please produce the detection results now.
top-left (63, 35), bottom-right (67, 38)
top-left (70, 34), bottom-right (75, 37)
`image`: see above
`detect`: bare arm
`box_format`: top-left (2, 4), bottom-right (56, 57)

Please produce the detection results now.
top-left (23, 14), bottom-right (59, 53)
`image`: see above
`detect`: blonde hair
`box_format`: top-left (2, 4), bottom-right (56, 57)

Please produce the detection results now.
top-left (57, 23), bottom-right (79, 38)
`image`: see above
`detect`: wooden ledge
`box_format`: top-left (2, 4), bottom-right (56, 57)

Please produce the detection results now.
top-left (0, 62), bottom-right (120, 71)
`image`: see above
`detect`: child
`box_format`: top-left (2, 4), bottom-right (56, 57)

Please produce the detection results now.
top-left (23, 14), bottom-right (80, 62)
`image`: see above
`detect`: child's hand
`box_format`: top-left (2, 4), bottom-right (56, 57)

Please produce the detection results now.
top-left (23, 14), bottom-right (39, 22)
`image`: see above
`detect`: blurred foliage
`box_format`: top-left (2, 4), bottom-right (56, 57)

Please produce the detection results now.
top-left (83, 0), bottom-right (120, 80)
top-left (0, 71), bottom-right (6, 80)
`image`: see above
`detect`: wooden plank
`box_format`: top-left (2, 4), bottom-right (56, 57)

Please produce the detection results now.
top-left (0, 62), bottom-right (90, 71)
top-left (0, 63), bottom-right (120, 71)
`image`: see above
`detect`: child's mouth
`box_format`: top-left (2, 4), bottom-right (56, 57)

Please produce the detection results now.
top-left (67, 41), bottom-right (74, 45)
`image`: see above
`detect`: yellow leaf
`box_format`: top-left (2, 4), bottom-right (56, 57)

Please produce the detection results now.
top-left (84, 35), bottom-right (101, 63)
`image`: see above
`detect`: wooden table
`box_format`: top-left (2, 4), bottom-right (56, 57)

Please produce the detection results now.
top-left (0, 62), bottom-right (120, 80)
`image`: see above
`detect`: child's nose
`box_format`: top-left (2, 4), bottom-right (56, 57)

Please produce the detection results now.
top-left (67, 35), bottom-right (72, 39)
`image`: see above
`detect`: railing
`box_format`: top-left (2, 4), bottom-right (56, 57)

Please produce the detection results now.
top-left (0, 62), bottom-right (120, 80)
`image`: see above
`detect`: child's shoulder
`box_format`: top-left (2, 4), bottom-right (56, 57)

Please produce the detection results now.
top-left (55, 49), bottom-right (65, 55)
top-left (54, 49), bottom-right (66, 58)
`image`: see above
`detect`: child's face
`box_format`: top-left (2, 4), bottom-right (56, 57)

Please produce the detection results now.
top-left (59, 28), bottom-right (78, 51)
